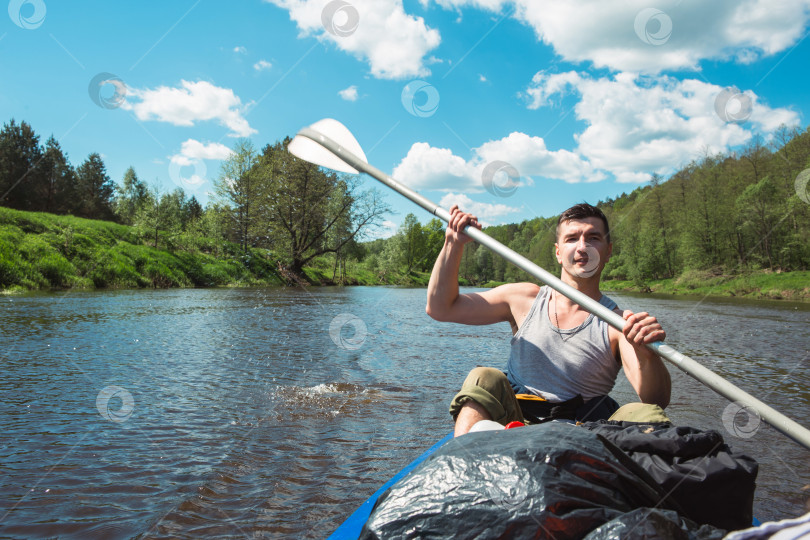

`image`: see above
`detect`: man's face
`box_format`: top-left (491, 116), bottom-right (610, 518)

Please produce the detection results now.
top-left (555, 217), bottom-right (612, 279)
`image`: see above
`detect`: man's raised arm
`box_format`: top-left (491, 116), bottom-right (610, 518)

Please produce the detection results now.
top-left (426, 206), bottom-right (516, 326)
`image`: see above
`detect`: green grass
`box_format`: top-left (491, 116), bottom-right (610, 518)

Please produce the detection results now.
top-left (304, 254), bottom-right (435, 287)
top-left (603, 269), bottom-right (810, 301)
top-left (0, 207), bottom-right (285, 292)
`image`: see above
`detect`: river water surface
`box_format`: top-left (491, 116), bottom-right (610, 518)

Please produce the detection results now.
top-left (1, 286), bottom-right (809, 538)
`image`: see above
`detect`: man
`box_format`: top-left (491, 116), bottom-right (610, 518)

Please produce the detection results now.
top-left (426, 203), bottom-right (671, 436)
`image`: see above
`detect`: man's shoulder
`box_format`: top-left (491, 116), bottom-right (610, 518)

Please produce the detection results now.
top-left (487, 282), bottom-right (542, 308)
top-left (492, 281), bottom-right (542, 299)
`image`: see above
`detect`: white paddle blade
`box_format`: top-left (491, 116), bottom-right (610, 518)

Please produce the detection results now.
top-left (288, 118), bottom-right (367, 174)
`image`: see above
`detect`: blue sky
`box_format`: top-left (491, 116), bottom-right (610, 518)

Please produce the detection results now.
top-left (2, 0), bottom-right (809, 237)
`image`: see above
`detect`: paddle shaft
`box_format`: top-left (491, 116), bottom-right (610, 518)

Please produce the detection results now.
top-left (297, 127), bottom-right (810, 451)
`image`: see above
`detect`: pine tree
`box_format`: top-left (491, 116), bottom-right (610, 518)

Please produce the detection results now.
top-left (40, 137), bottom-right (77, 214)
top-left (75, 153), bottom-right (116, 220)
top-left (0, 119), bottom-right (44, 210)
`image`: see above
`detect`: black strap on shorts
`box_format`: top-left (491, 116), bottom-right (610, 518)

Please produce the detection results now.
top-left (517, 394), bottom-right (584, 424)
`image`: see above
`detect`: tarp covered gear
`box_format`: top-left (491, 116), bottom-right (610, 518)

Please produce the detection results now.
top-left (579, 420), bottom-right (758, 531)
top-left (360, 422), bottom-right (757, 539)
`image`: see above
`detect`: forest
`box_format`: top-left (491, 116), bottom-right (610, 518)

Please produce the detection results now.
top-left (360, 125), bottom-right (810, 290)
top-left (1, 117), bottom-right (809, 295)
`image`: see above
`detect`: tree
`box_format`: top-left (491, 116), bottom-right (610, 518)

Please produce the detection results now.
top-left (421, 218), bottom-right (445, 272)
top-left (0, 119), bottom-right (44, 211)
top-left (115, 166), bottom-right (149, 224)
top-left (198, 203), bottom-right (228, 256)
top-left (735, 176), bottom-right (780, 269)
top-left (182, 196), bottom-right (203, 227)
top-left (400, 213), bottom-right (425, 273)
top-left (40, 136), bottom-right (77, 214)
top-left (326, 180), bottom-right (356, 282)
top-left (258, 138), bottom-right (389, 275)
top-left (649, 174), bottom-right (674, 277)
top-left (134, 185), bottom-right (181, 250)
top-left (215, 139), bottom-right (261, 254)
top-left (75, 153), bottom-right (116, 220)
top-left (476, 245), bottom-right (494, 282)
top-left (741, 134), bottom-right (769, 183)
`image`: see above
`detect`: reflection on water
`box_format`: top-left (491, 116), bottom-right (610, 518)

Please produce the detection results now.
top-left (0, 286), bottom-right (808, 538)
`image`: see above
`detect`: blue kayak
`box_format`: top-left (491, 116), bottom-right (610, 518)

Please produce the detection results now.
top-left (326, 433), bottom-right (454, 540)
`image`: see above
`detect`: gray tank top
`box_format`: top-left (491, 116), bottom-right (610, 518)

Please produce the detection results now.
top-left (506, 286), bottom-right (621, 402)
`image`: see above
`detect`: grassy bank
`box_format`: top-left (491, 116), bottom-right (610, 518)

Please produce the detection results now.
top-left (5, 207), bottom-right (807, 300)
top-left (0, 207), bottom-right (285, 293)
top-left (301, 255), bottom-right (432, 287)
top-left (603, 269), bottom-right (810, 302)
top-left (0, 207), bottom-right (433, 293)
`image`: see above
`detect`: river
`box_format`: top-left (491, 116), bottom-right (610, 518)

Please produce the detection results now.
top-left (1, 286), bottom-right (808, 538)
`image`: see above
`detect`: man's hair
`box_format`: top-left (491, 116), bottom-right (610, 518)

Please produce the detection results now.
top-left (556, 203), bottom-right (611, 243)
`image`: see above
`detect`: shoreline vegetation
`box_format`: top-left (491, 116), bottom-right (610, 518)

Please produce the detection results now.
top-left (2, 118), bottom-right (809, 302)
top-left (602, 270), bottom-right (810, 302)
top-left (2, 207), bottom-right (808, 302)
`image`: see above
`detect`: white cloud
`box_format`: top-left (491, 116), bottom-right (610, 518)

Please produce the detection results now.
top-left (437, 193), bottom-right (520, 226)
top-left (121, 80), bottom-right (256, 137)
top-left (233, 46), bottom-right (247, 54)
top-left (381, 220), bottom-right (399, 237)
top-left (429, 0), bottom-right (810, 73)
top-left (524, 70), bottom-right (801, 182)
top-left (338, 85), bottom-right (359, 101)
top-left (167, 139), bottom-right (234, 193)
top-left (475, 132), bottom-right (602, 184)
top-left (396, 68), bottom-right (801, 191)
top-left (392, 132), bottom-right (599, 193)
top-left (253, 59), bottom-right (273, 71)
top-left (265, 0), bottom-right (441, 79)
top-left (364, 219), bottom-right (400, 239)
top-left (425, 0), bottom-right (508, 10)
top-left (393, 142), bottom-right (479, 191)
top-left (177, 139), bottom-right (234, 161)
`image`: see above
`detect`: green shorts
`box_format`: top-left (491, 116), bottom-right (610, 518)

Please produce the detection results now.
top-left (449, 366), bottom-right (670, 425)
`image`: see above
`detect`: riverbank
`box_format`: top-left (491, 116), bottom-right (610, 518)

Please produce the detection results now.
top-left (602, 269), bottom-right (810, 302)
top-left (0, 206), bottom-right (286, 292)
top-left (3, 207), bottom-right (808, 300)
top-left (0, 206), bottom-right (430, 293)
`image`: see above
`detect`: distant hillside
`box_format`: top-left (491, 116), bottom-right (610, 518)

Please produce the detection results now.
top-left (356, 124), bottom-right (810, 301)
